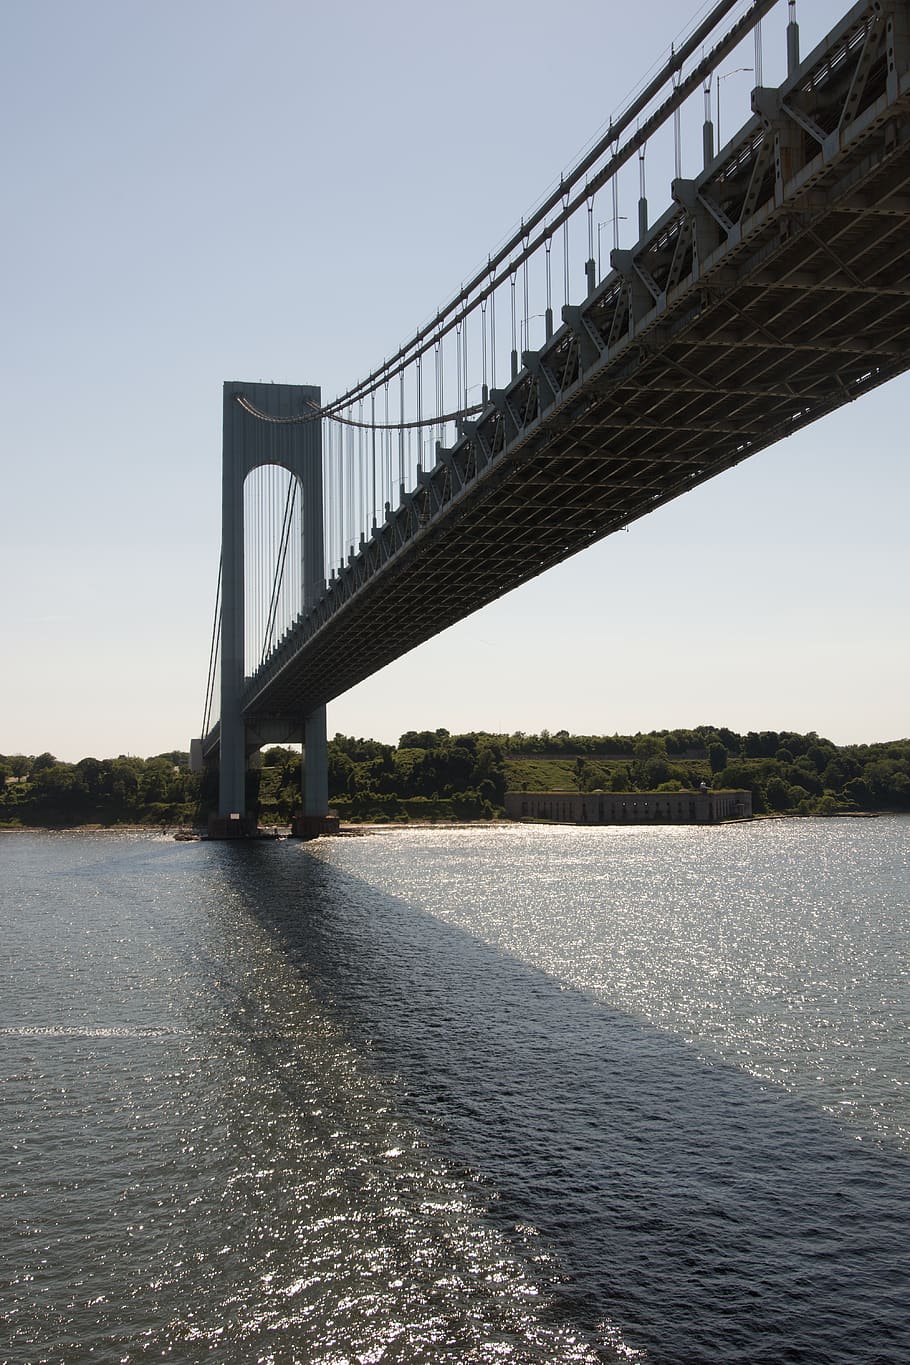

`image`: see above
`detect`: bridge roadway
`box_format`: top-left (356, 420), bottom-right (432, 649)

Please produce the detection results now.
top-left (215, 0), bottom-right (910, 744)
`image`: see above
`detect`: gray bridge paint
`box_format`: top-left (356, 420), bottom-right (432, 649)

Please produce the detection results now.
top-left (203, 1), bottom-right (910, 817)
top-left (218, 382), bottom-right (327, 820)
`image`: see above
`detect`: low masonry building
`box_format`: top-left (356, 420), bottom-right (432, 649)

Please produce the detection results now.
top-left (505, 787), bottom-right (752, 825)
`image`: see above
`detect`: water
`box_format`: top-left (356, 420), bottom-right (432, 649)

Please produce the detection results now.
top-left (1, 818), bottom-right (908, 1363)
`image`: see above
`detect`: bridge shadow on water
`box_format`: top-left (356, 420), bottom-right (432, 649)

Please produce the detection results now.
top-left (215, 842), bottom-right (908, 1365)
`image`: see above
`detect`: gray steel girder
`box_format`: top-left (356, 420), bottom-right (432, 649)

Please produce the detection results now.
top-left (233, 0), bottom-right (910, 727)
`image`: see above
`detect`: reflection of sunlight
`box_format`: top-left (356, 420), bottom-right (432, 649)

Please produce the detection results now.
top-left (234, 827), bottom-right (910, 1363)
top-left (317, 821), bottom-right (909, 1152)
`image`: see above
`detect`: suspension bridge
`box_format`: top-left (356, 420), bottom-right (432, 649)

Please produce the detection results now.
top-left (194, 0), bottom-right (910, 836)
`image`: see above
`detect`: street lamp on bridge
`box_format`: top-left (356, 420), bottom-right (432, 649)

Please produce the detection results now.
top-left (716, 67), bottom-right (753, 150)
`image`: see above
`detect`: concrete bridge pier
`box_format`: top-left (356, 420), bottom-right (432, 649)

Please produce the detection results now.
top-left (211, 708), bottom-right (256, 838)
top-left (291, 704), bottom-right (337, 839)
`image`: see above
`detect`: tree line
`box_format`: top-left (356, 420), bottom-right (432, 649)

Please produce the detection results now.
top-left (1, 724), bottom-right (908, 826)
top-left (0, 751), bottom-right (200, 827)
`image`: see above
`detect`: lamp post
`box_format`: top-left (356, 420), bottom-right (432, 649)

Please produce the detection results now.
top-left (716, 67), bottom-right (753, 150)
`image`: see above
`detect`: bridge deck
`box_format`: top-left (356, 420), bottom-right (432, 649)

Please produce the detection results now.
top-left (218, 1), bottom-right (910, 737)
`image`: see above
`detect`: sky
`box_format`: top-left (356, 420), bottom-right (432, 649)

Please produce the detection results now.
top-left (2, 0), bottom-right (907, 762)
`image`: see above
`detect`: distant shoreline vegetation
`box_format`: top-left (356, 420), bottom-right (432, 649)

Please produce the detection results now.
top-left (1, 726), bottom-right (908, 828)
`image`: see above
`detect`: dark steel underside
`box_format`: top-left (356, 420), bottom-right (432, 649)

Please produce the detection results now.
top-left (205, 2), bottom-right (910, 745)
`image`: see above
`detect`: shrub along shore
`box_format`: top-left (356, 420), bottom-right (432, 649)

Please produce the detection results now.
top-left (1, 726), bottom-right (908, 828)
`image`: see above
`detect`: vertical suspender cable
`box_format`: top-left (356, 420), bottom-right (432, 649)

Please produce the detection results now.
top-left (259, 471), bottom-right (263, 659)
top-left (260, 473), bottom-right (265, 664)
top-left (384, 380), bottom-right (390, 512)
top-left (481, 298), bottom-right (488, 399)
top-left (283, 470), bottom-right (289, 618)
top-left (357, 400), bottom-right (364, 540)
top-left (456, 320), bottom-right (463, 425)
top-left (250, 477), bottom-right (256, 675)
top-left (346, 409), bottom-right (353, 554)
top-left (754, 18), bottom-right (763, 86)
top-left (261, 474), bottom-right (296, 665)
top-left (265, 472), bottom-right (269, 651)
top-left (490, 288), bottom-right (497, 390)
top-left (259, 474), bottom-right (265, 667)
top-left (612, 150), bottom-right (620, 251)
top-left (371, 391), bottom-right (377, 526)
top-left (673, 63), bottom-right (682, 178)
top-left (336, 419), bottom-right (342, 570)
top-left (245, 479), bottom-right (251, 675)
top-left (435, 336), bottom-right (443, 448)
top-left (277, 468), bottom-right (283, 628)
top-left (269, 466), bottom-right (275, 651)
top-left (416, 355), bottom-right (423, 470)
top-left (201, 553), bottom-right (222, 739)
top-left (338, 418), bottom-right (344, 568)
top-left (325, 420), bottom-right (332, 582)
top-left (399, 370), bottom-right (405, 492)
top-left (562, 189), bottom-right (570, 306)
top-left (326, 422), bottom-right (331, 575)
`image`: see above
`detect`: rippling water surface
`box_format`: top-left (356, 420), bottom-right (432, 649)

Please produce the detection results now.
top-left (1, 819), bottom-right (908, 1363)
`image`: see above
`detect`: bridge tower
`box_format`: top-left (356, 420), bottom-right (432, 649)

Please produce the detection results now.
top-left (211, 380), bottom-right (329, 838)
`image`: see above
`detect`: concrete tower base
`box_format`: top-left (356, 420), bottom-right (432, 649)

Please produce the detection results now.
top-left (290, 813), bottom-right (341, 840)
top-left (207, 812), bottom-right (259, 839)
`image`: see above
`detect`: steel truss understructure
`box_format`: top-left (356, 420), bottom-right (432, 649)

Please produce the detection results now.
top-left (205, 0), bottom-right (910, 748)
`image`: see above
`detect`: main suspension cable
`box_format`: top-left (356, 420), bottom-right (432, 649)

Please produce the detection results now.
top-left (233, 391), bottom-right (484, 432)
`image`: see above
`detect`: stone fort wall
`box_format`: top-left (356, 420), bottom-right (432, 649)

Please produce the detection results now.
top-left (504, 788), bottom-right (752, 824)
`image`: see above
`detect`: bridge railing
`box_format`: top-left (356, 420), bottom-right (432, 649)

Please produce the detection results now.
top-left (202, 0), bottom-right (897, 747)
top-left (313, 0), bottom-right (806, 575)
top-left (231, 0), bottom-right (907, 725)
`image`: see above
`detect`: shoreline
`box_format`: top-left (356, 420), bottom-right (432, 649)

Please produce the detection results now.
top-left (0, 810), bottom-right (892, 837)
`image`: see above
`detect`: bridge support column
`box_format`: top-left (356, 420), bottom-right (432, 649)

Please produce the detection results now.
top-left (290, 426), bottom-right (337, 839)
top-left (303, 705), bottom-right (328, 816)
top-left (291, 704), bottom-right (337, 838)
top-left (213, 380), bottom-right (323, 837)
top-left (215, 381), bottom-right (253, 833)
